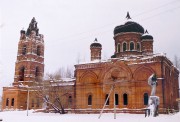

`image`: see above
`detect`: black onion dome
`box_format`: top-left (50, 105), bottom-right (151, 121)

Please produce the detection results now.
top-left (114, 12), bottom-right (144, 35)
top-left (141, 30), bottom-right (153, 40)
top-left (90, 38), bottom-right (102, 48)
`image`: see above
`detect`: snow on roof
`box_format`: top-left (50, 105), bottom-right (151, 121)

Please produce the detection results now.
top-left (51, 81), bottom-right (74, 86)
top-left (76, 59), bottom-right (109, 65)
top-left (76, 53), bottom-right (166, 66)
top-left (48, 77), bottom-right (75, 86)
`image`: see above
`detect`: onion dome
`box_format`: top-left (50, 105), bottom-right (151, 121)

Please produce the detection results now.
top-left (114, 12), bottom-right (144, 35)
top-left (141, 30), bottom-right (153, 40)
top-left (90, 38), bottom-right (102, 48)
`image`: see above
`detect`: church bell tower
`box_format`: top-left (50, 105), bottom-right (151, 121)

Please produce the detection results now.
top-left (13, 17), bottom-right (44, 86)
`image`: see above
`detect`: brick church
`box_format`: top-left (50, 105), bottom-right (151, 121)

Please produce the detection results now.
top-left (2, 13), bottom-right (179, 112)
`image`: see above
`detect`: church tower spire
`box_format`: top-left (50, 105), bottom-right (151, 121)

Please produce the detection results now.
top-left (13, 17), bottom-right (44, 86)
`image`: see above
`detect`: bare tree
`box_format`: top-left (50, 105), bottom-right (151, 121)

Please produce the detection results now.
top-left (34, 67), bottom-right (74, 114)
top-left (76, 53), bottom-right (81, 64)
top-left (65, 66), bottom-right (74, 78)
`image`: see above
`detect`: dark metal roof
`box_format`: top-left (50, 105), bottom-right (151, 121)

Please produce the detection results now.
top-left (114, 21), bottom-right (144, 35)
top-left (90, 42), bottom-right (102, 48)
top-left (141, 30), bottom-right (153, 40)
top-left (26, 17), bottom-right (39, 36)
top-left (141, 35), bottom-right (153, 40)
top-left (90, 38), bottom-right (102, 48)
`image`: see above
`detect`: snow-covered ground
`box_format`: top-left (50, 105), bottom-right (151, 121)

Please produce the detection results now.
top-left (0, 110), bottom-right (180, 122)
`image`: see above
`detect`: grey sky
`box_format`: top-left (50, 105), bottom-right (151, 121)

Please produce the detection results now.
top-left (0, 0), bottom-right (180, 94)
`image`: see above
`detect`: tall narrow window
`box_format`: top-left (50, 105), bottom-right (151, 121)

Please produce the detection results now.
top-left (6, 98), bottom-right (9, 106)
top-left (130, 42), bottom-right (134, 51)
top-left (19, 66), bottom-right (25, 81)
top-left (123, 93), bottom-right (128, 105)
top-left (36, 98), bottom-right (40, 107)
top-left (105, 94), bottom-right (109, 105)
top-left (137, 43), bottom-right (140, 51)
top-left (123, 42), bottom-right (127, 52)
top-left (37, 46), bottom-right (40, 56)
top-left (117, 43), bottom-right (120, 53)
top-left (35, 67), bottom-right (39, 78)
top-left (88, 95), bottom-right (92, 105)
top-left (115, 94), bottom-right (119, 105)
top-left (22, 45), bottom-right (27, 55)
top-left (11, 98), bottom-right (14, 106)
top-left (68, 96), bottom-right (72, 107)
top-left (32, 99), bottom-right (34, 107)
top-left (144, 93), bottom-right (148, 105)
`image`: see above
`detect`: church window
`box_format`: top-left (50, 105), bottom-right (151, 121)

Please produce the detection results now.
top-left (123, 93), bottom-right (128, 105)
top-left (137, 43), bottom-right (141, 51)
top-left (130, 42), bottom-right (134, 51)
top-left (37, 46), bottom-right (41, 56)
top-left (6, 98), bottom-right (9, 106)
top-left (105, 94), bottom-right (109, 105)
top-left (11, 98), bottom-right (14, 106)
top-left (35, 67), bottom-right (39, 78)
top-left (144, 93), bottom-right (148, 105)
top-left (32, 99), bottom-right (34, 107)
top-left (19, 66), bottom-right (25, 81)
top-left (22, 45), bottom-right (27, 55)
top-left (68, 96), bottom-right (72, 107)
top-left (117, 43), bottom-right (120, 53)
top-left (36, 98), bottom-right (40, 107)
top-left (88, 95), bottom-right (92, 106)
top-left (115, 94), bottom-right (119, 105)
top-left (123, 42), bottom-right (127, 51)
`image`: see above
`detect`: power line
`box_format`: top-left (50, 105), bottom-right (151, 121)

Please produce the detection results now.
top-left (55, 0), bottom-right (180, 42)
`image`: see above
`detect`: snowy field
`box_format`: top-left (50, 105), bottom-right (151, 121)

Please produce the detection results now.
top-left (0, 110), bottom-right (180, 122)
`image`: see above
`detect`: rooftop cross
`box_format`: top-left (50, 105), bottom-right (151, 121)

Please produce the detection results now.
top-left (94, 38), bottom-right (98, 42)
top-left (126, 12), bottom-right (131, 20)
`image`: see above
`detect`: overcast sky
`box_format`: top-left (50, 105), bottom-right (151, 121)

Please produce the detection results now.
top-left (0, 0), bottom-right (180, 94)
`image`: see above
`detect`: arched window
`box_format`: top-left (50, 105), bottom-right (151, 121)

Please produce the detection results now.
top-left (19, 66), bottom-right (25, 81)
top-left (88, 95), bottom-right (92, 105)
top-left (68, 96), bottom-right (72, 107)
top-left (123, 42), bottom-right (127, 52)
top-left (36, 98), bottom-right (40, 107)
top-left (117, 43), bottom-right (120, 53)
top-left (37, 46), bottom-right (40, 56)
top-left (35, 67), bottom-right (39, 78)
top-left (130, 42), bottom-right (134, 51)
top-left (144, 93), bottom-right (149, 105)
top-left (11, 98), bottom-right (14, 106)
top-left (32, 99), bottom-right (34, 107)
top-left (22, 45), bottom-right (27, 55)
top-left (123, 93), bottom-right (128, 105)
top-left (137, 43), bottom-right (140, 51)
top-left (6, 98), bottom-right (9, 106)
top-left (115, 94), bottom-right (119, 105)
top-left (105, 94), bottom-right (109, 105)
